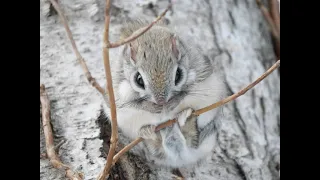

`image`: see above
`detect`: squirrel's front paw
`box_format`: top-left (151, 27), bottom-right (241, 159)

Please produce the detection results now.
top-left (177, 108), bottom-right (194, 127)
top-left (177, 108), bottom-right (199, 148)
top-left (138, 125), bottom-right (158, 140)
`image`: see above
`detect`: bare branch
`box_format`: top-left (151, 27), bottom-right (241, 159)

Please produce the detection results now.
top-left (270, 0), bottom-right (280, 32)
top-left (49, 0), bottom-right (105, 95)
top-left (40, 84), bottom-right (83, 180)
top-left (256, 0), bottom-right (280, 41)
top-left (112, 138), bottom-right (143, 165)
top-left (97, 0), bottom-right (119, 179)
top-left (112, 60), bottom-right (280, 163)
top-left (54, 139), bottom-right (66, 152)
top-left (155, 119), bottom-right (177, 132)
top-left (194, 60), bottom-right (280, 115)
top-left (106, 3), bottom-right (172, 48)
top-left (269, 0), bottom-right (280, 59)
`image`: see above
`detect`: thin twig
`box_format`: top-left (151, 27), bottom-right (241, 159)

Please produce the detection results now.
top-left (97, 0), bottom-right (119, 179)
top-left (194, 60), bottom-right (280, 115)
top-left (112, 138), bottom-right (143, 165)
top-left (106, 3), bottom-right (172, 48)
top-left (40, 84), bottom-right (83, 180)
top-left (54, 139), bottom-right (66, 151)
top-left (256, 0), bottom-right (280, 41)
top-left (155, 119), bottom-right (176, 132)
top-left (112, 60), bottom-right (280, 164)
top-left (55, 139), bottom-right (66, 155)
top-left (269, 0), bottom-right (280, 32)
top-left (49, 0), bottom-right (105, 95)
top-left (269, 0), bottom-right (280, 59)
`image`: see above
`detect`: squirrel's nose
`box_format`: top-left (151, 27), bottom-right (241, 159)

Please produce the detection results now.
top-left (156, 97), bottom-right (166, 105)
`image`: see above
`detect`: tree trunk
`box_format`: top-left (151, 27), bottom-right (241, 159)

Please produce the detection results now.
top-left (40, 0), bottom-right (280, 179)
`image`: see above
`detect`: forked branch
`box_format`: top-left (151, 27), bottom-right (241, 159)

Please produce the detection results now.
top-left (48, 0), bottom-right (172, 178)
top-left (49, 0), bottom-right (105, 95)
top-left (256, 0), bottom-right (280, 41)
top-left (269, 0), bottom-right (280, 59)
top-left (256, 0), bottom-right (280, 59)
top-left (98, 0), bottom-right (173, 178)
top-left (40, 84), bottom-right (83, 180)
top-left (269, 0), bottom-right (280, 32)
top-left (106, 3), bottom-right (172, 48)
top-left (97, 0), bottom-right (119, 179)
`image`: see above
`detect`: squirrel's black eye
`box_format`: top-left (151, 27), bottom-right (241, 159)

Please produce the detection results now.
top-left (175, 67), bottom-right (182, 85)
top-left (135, 72), bottom-right (145, 89)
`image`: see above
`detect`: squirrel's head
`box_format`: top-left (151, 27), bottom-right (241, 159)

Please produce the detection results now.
top-left (118, 20), bottom-right (213, 111)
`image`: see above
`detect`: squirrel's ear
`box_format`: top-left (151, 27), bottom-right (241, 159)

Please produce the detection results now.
top-left (123, 42), bottom-right (137, 66)
top-left (171, 34), bottom-right (181, 61)
top-left (129, 43), bottom-right (137, 63)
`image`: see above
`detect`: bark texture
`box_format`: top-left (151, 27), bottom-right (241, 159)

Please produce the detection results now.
top-left (40, 0), bottom-right (280, 179)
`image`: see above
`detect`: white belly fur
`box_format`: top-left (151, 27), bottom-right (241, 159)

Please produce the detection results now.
top-left (103, 72), bottom-right (225, 167)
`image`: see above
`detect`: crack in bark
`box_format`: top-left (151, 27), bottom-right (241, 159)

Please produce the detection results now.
top-left (234, 159), bottom-right (247, 180)
top-left (226, 83), bottom-right (254, 159)
top-left (251, 89), bottom-right (256, 110)
top-left (218, 142), bottom-right (247, 180)
top-left (233, 0), bottom-right (239, 7)
top-left (259, 97), bottom-right (266, 129)
top-left (244, 0), bottom-right (249, 8)
top-left (260, 97), bottom-right (270, 162)
top-left (225, 50), bottom-right (233, 64)
top-left (277, 114), bottom-right (280, 136)
top-left (254, 114), bottom-right (261, 128)
top-left (97, 108), bottom-right (127, 180)
top-left (228, 10), bottom-right (236, 27)
top-left (205, 0), bottom-right (222, 54)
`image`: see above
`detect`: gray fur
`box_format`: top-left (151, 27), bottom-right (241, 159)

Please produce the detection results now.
top-left (104, 19), bottom-right (225, 168)
top-left (111, 19), bottom-right (214, 112)
top-left (198, 107), bottom-right (222, 144)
